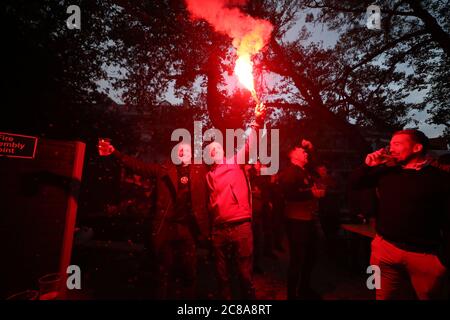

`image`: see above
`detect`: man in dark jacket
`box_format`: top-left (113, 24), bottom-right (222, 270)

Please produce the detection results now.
top-left (280, 143), bottom-right (325, 300)
top-left (98, 141), bottom-right (209, 299)
top-left (350, 129), bottom-right (449, 300)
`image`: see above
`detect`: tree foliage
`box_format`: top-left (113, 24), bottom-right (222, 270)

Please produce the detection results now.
top-left (2, 0), bottom-right (448, 149)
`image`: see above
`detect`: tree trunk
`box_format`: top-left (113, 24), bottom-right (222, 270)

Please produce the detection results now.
top-left (205, 45), bottom-right (224, 131)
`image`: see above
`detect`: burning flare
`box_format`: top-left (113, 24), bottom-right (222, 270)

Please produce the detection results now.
top-left (234, 55), bottom-right (259, 103)
top-left (185, 0), bottom-right (272, 103)
top-left (234, 54), bottom-right (255, 95)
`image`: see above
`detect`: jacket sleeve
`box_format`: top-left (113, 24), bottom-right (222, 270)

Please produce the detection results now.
top-left (349, 164), bottom-right (387, 190)
top-left (112, 150), bottom-right (162, 177)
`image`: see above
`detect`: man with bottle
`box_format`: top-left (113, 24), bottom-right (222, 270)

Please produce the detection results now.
top-left (351, 129), bottom-right (449, 300)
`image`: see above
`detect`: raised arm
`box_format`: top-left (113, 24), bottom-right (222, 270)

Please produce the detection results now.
top-left (232, 102), bottom-right (266, 164)
top-left (98, 139), bottom-right (162, 177)
top-left (112, 150), bottom-right (162, 177)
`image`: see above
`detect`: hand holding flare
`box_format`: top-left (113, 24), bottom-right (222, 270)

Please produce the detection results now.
top-left (255, 102), bottom-right (265, 118)
top-left (254, 102), bottom-right (266, 128)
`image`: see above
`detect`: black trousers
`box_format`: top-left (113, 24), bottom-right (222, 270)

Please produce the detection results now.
top-left (154, 223), bottom-right (197, 299)
top-left (286, 219), bottom-right (317, 299)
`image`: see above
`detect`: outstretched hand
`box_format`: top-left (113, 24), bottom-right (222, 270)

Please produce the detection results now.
top-left (98, 139), bottom-right (115, 156)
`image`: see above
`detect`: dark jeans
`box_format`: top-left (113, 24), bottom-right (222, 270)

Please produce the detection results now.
top-left (154, 223), bottom-right (197, 299)
top-left (212, 221), bottom-right (255, 299)
top-left (318, 198), bottom-right (339, 240)
top-left (272, 199), bottom-right (285, 251)
top-left (286, 218), bottom-right (317, 299)
top-left (252, 209), bottom-right (264, 270)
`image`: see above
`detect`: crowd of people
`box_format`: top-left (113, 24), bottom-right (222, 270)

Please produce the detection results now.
top-left (98, 105), bottom-right (449, 300)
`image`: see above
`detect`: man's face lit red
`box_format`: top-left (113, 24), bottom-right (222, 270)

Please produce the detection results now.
top-left (289, 147), bottom-right (308, 166)
top-left (389, 134), bottom-right (422, 162)
top-left (177, 143), bottom-right (192, 165)
top-left (207, 142), bottom-right (224, 164)
top-left (317, 166), bottom-right (328, 178)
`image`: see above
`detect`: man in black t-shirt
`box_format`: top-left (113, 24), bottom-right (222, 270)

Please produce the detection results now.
top-left (351, 129), bottom-right (449, 300)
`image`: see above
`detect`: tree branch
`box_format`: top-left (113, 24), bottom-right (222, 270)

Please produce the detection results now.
top-left (405, 0), bottom-right (450, 56)
top-left (344, 29), bottom-right (427, 76)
